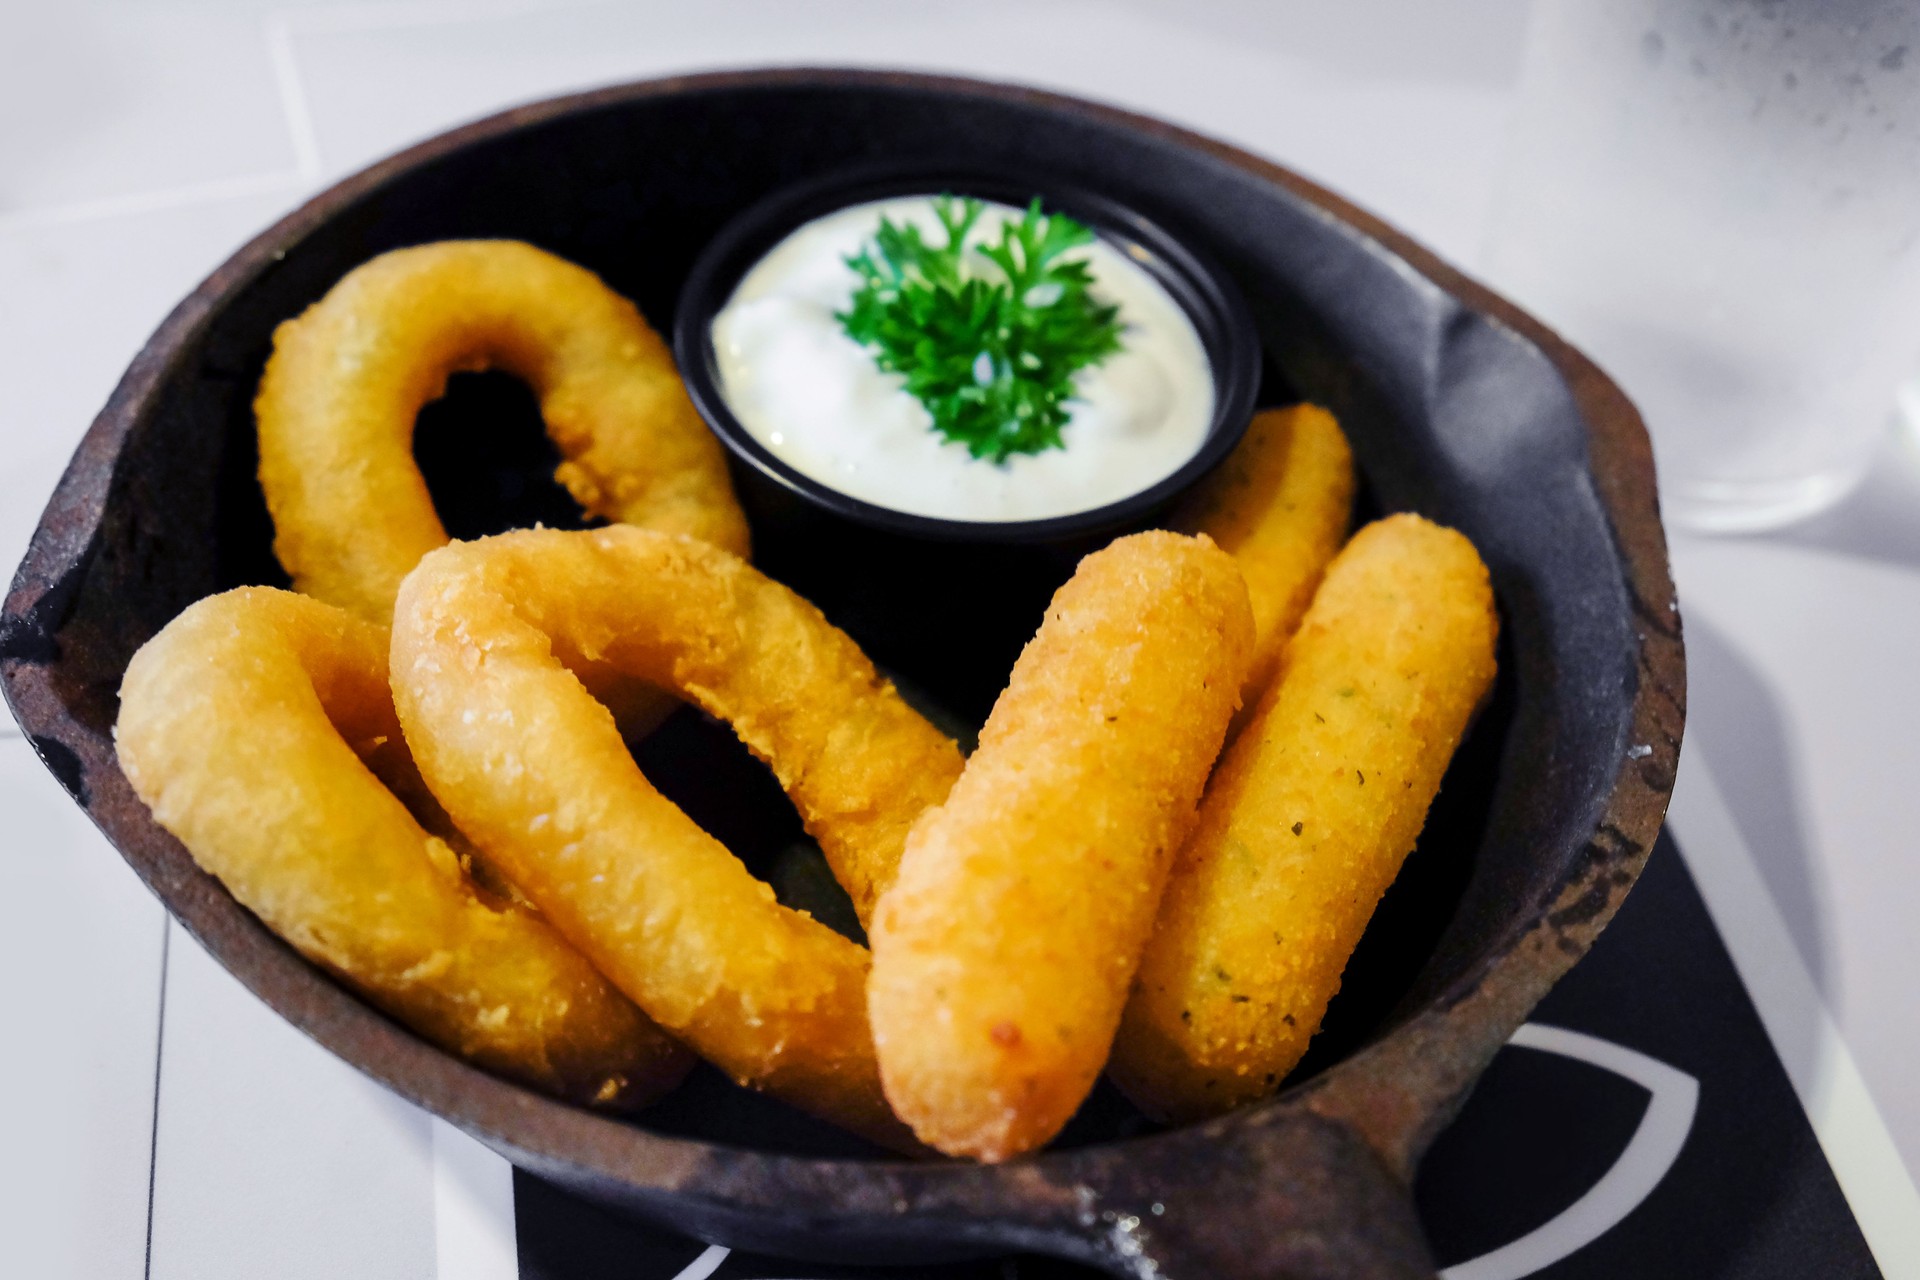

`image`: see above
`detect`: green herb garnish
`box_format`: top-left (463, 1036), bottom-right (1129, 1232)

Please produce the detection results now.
top-left (836, 196), bottom-right (1125, 463)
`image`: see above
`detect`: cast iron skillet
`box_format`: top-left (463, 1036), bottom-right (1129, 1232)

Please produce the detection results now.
top-left (0, 70), bottom-right (1684, 1279)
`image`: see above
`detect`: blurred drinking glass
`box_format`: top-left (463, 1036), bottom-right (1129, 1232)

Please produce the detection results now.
top-left (1485, 0), bottom-right (1920, 532)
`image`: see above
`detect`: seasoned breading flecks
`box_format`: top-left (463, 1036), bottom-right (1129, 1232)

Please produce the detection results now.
top-left (1171, 403), bottom-right (1354, 705)
top-left (868, 530), bottom-right (1254, 1161)
top-left (1110, 514), bottom-right (1499, 1122)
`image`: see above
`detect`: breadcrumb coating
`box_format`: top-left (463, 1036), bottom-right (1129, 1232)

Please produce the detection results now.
top-left (1111, 514), bottom-right (1498, 1122)
top-left (868, 530), bottom-right (1254, 1160)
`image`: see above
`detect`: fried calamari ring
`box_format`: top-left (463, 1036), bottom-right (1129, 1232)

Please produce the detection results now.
top-left (115, 587), bottom-right (691, 1109)
top-left (1110, 514), bottom-right (1499, 1122)
top-left (867, 531), bottom-right (1254, 1161)
top-left (1169, 403), bottom-right (1354, 701)
top-left (257, 239), bottom-right (750, 624)
top-left (389, 526), bottom-right (964, 1148)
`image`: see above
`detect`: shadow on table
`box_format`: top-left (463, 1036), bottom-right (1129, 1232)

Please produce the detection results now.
top-left (1681, 612), bottom-right (1834, 1015)
top-left (1760, 425), bottom-right (1920, 574)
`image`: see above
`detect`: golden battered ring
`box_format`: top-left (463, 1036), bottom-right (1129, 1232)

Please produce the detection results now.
top-left (388, 526), bottom-right (964, 1149)
top-left (256, 240), bottom-right (750, 624)
top-left (115, 587), bottom-right (692, 1108)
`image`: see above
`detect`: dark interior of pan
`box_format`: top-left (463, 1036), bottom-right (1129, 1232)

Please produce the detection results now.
top-left (0, 71), bottom-right (1681, 1280)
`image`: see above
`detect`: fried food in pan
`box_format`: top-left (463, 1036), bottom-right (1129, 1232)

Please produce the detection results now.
top-left (114, 587), bottom-right (691, 1109)
top-left (1110, 513), bottom-right (1499, 1122)
top-left (389, 526), bottom-right (963, 1149)
top-left (256, 239), bottom-right (750, 625)
top-left (867, 531), bottom-right (1254, 1161)
top-left (1170, 403), bottom-right (1354, 702)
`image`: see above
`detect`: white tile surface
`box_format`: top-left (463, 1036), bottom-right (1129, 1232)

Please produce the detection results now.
top-left (1668, 751), bottom-right (1920, 1277)
top-left (0, 187), bottom-right (303, 574)
top-left (286, 0), bottom-right (1525, 267)
top-left (0, 736), bottom-right (166, 1280)
top-left (1672, 532), bottom-right (1920, 1185)
top-left (432, 1119), bottom-right (517, 1280)
top-left (148, 920), bottom-right (436, 1280)
top-left (0, 3), bottom-right (298, 218)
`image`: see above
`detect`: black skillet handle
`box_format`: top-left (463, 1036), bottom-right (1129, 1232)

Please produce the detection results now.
top-left (1036, 1108), bottom-right (1435, 1280)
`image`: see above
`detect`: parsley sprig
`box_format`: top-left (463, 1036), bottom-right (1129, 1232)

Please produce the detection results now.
top-left (836, 196), bottom-right (1124, 463)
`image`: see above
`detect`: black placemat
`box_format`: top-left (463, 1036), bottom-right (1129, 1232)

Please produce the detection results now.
top-left (513, 832), bottom-right (1882, 1278)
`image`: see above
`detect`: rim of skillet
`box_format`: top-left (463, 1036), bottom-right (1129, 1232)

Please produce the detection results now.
top-left (1, 68), bottom-right (1684, 1201)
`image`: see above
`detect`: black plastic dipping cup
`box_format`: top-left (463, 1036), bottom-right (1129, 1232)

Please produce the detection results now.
top-left (673, 163), bottom-right (1262, 726)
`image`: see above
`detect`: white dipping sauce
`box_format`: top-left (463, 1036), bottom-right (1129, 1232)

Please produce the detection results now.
top-left (711, 196), bottom-right (1215, 523)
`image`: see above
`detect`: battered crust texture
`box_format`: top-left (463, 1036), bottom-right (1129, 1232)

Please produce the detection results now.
top-left (389, 526), bottom-right (963, 1149)
top-left (256, 240), bottom-right (750, 624)
top-left (115, 587), bottom-right (691, 1107)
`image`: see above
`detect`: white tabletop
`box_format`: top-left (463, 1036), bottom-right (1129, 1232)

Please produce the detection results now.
top-left (5, 2), bottom-right (1920, 1277)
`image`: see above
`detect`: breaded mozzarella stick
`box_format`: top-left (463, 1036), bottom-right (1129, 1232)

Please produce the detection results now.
top-left (1171, 403), bottom-right (1354, 702)
top-left (868, 531), bottom-right (1254, 1161)
top-left (1111, 513), bottom-right (1498, 1122)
